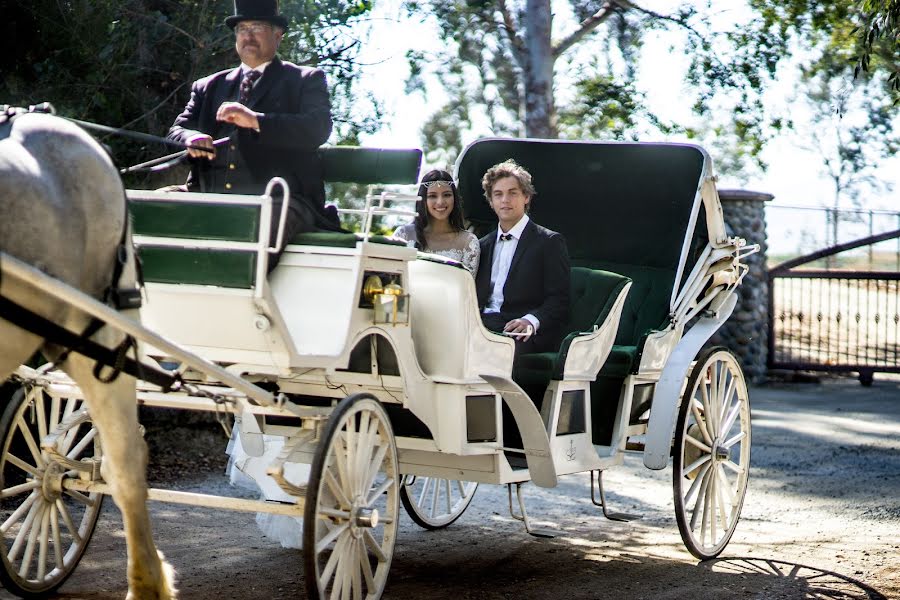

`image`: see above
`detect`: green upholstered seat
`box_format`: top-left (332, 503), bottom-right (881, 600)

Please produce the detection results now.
top-left (513, 268), bottom-right (632, 386)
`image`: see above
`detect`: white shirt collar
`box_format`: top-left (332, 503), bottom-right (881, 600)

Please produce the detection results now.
top-left (241, 61), bottom-right (272, 76)
top-left (496, 214), bottom-right (530, 242)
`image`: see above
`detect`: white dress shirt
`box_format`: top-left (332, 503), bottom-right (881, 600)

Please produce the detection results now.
top-left (240, 60), bottom-right (272, 82)
top-left (483, 215), bottom-right (540, 332)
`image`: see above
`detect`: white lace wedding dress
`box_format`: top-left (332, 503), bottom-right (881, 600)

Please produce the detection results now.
top-left (393, 224), bottom-right (480, 275)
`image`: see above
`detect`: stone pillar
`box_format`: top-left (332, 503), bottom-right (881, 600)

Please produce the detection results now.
top-left (707, 189), bottom-right (772, 383)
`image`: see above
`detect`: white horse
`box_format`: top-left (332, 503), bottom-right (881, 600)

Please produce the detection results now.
top-left (0, 111), bottom-right (175, 598)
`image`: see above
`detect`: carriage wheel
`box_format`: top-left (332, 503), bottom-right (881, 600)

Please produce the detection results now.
top-left (0, 386), bottom-right (104, 596)
top-left (400, 476), bottom-right (477, 530)
top-left (303, 393), bottom-right (399, 600)
top-left (673, 347), bottom-right (751, 560)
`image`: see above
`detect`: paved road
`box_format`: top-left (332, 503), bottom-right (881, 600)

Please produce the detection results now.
top-left (2, 377), bottom-right (898, 599)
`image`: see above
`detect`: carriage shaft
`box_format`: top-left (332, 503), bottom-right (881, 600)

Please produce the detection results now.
top-left (62, 479), bottom-right (306, 516)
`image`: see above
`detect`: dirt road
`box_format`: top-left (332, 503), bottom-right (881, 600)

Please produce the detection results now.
top-left (4, 377), bottom-right (897, 599)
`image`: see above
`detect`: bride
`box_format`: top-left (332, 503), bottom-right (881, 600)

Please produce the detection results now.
top-left (393, 169), bottom-right (480, 275)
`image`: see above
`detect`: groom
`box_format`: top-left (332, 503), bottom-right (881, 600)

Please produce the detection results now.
top-left (475, 159), bottom-right (570, 356)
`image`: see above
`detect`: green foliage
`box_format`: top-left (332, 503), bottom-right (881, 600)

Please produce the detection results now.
top-left (0, 0), bottom-right (375, 186)
top-left (852, 0), bottom-right (900, 101)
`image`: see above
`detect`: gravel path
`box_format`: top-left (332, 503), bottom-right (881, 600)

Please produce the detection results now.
top-left (2, 377), bottom-right (897, 599)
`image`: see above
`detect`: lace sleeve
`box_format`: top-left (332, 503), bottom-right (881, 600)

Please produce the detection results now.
top-left (461, 232), bottom-right (481, 276)
top-left (393, 223), bottom-right (415, 244)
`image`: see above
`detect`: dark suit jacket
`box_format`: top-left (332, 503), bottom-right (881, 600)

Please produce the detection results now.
top-left (476, 219), bottom-right (571, 350)
top-left (167, 57), bottom-right (332, 213)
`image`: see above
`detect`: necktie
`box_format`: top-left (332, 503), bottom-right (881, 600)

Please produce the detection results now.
top-left (239, 70), bottom-right (261, 104)
top-left (499, 233), bottom-right (513, 241)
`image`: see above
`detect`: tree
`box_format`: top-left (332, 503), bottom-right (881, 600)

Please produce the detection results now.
top-left (852, 0), bottom-right (900, 100)
top-left (403, 0), bottom-right (900, 181)
top-left (0, 0), bottom-right (376, 185)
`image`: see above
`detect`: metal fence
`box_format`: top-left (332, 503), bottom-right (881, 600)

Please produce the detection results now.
top-left (767, 229), bottom-right (900, 384)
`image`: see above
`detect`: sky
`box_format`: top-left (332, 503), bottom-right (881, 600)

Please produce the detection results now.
top-left (349, 1), bottom-right (900, 255)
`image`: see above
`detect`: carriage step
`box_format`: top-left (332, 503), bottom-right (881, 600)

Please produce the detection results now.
top-left (590, 470), bottom-right (641, 522)
top-left (507, 483), bottom-right (559, 538)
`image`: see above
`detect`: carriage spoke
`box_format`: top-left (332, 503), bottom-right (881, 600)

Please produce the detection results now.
top-left (315, 521), bottom-right (350, 555)
top-left (361, 442), bottom-right (389, 496)
top-left (354, 412), bottom-right (373, 491)
top-left (689, 465), bottom-right (713, 532)
top-left (455, 479), bottom-right (467, 496)
top-left (683, 453), bottom-right (711, 479)
top-left (318, 507), bottom-right (352, 521)
top-left (0, 480), bottom-right (41, 499)
top-left (709, 468), bottom-right (718, 543)
top-left (700, 380), bottom-right (714, 437)
top-left (430, 477), bottom-right (441, 518)
top-left (64, 490), bottom-right (95, 507)
top-left (325, 469), bottom-right (352, 510)
top-left (719, 401), bottom-right (742, 442)
top-left (685, 434), bottom-right (711, 453)
top-left (19, 502), bottom-right (46, 578)
top-left (1, 491), bottom-right (39, 533)
top-left (9, 500), bottom-right (42, 562)
top-left (50, 503), bottom-right (64, 571)
top-left (333, 436), bottom-right (353, 501)
top-left (319, 532), bottom-right (347, 591)
top-left (690, 398), bottom-right (714, 446)
top-left (6, 452), bottom-right (40, 477)
top-left (56, 499), bottom-right (83, 545)
top-left (35, 391), bottom-right (48, 447)
top-left (716, 367), bottom-right (731, 425)
top-left (366, 477), bottom-right (395, 507)
top-left (721, 459), bottom-right (744, 475)
top-left (350, 538), bottom-right (363, 600)
top-left (716, 463), bottom-right (737, 507)
top-left (37, 503), bottom-right (50, 580)
top-left (683, 462), bottom-right (711, 505)
top-left (344, 420), bottom-right (357, 493)
top-left (417, 477), bottom-right (432, 507)
top-left (48, 395), bottom-right (61, 437)
top-left (16, 420), bottom-right (44, 467)
top-left (363, 529), bottom-right (388, 564)
top-left (715, 469), bottom-right (731, 531)
top-left (66, 427), bottom-right (98, 460)
top-left (700, 470), bottom-right (713, 544)
top-left (358, 535), bottom-right (376, 591)
top-left (722, 431), bottom-right (747, 449)
top-left (445, 479), bottom-right (452, 514)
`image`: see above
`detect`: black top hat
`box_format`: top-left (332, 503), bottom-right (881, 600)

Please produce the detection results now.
top-left (225, 0), bottom-right (289, 30)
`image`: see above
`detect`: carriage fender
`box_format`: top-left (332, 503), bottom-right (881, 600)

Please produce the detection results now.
top-left (643, 293), bottom-right (738, 470)
top-left (478, 374), bottom-right (558, 488)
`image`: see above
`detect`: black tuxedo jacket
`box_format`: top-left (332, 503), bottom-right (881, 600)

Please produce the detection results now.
top-left (476, 219), bottom-right (571, 349)
top-left (167, 57), bottom-right (332, 209)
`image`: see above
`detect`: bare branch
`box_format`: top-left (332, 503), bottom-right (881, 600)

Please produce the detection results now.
top-left (612, 0), bottom-right (705, 41)
top-left (553, 2), bottom-right (616, 60)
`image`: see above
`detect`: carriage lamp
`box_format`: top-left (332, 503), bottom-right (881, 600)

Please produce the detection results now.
top-left (363, 274), bottom-right (409, 326)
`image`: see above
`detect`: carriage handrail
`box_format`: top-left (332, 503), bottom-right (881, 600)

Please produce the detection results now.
top-left (335, 189), bottom-right (419, 239)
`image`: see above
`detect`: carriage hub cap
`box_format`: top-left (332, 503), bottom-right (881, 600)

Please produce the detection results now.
top-left (354, 507), bottom-right (379, 529)
top-left (711, 439), bottom-right (730, 461)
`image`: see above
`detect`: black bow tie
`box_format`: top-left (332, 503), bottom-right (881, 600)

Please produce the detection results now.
top-left (499, 233), bottom-right (513, 241)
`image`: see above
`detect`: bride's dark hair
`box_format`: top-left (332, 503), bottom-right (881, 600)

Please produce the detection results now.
top-left (414, 169), bottom-right (465, 251)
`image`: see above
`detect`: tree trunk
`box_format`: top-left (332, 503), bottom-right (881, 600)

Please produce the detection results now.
top-left (523, 0), bottom-right (556, 138)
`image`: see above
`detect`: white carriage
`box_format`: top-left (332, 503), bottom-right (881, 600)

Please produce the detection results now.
top-left (0, 138), bottom-right (757, 598)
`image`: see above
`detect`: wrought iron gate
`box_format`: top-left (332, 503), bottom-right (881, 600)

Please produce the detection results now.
top-left (768, 229), bottom-right (900, 385)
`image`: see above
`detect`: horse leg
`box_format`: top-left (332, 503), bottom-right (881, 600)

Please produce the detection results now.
top-left (61, 349), bottom-right (176, 600)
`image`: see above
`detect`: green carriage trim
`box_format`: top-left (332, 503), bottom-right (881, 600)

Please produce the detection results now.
top-left (131, 202), bottom-right (262, 241)
top-left (290, 232), bottom-right (406, 248)
top-left (138, 247), bottom-right (257, 288)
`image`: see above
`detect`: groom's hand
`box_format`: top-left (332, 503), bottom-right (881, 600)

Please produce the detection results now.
top-left (504, 318), bottom-right (533, 341)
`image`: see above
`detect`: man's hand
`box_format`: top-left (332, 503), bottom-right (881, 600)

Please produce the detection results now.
top-left (185, 133), bottom-right (215, 159)
top-left (504, 318), bottom-right (534, 341)
top-left (216, 102), bottom-right (261, 131)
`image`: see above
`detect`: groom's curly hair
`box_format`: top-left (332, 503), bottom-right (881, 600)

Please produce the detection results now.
top-left (481, 159), bottom-right (536, 211)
